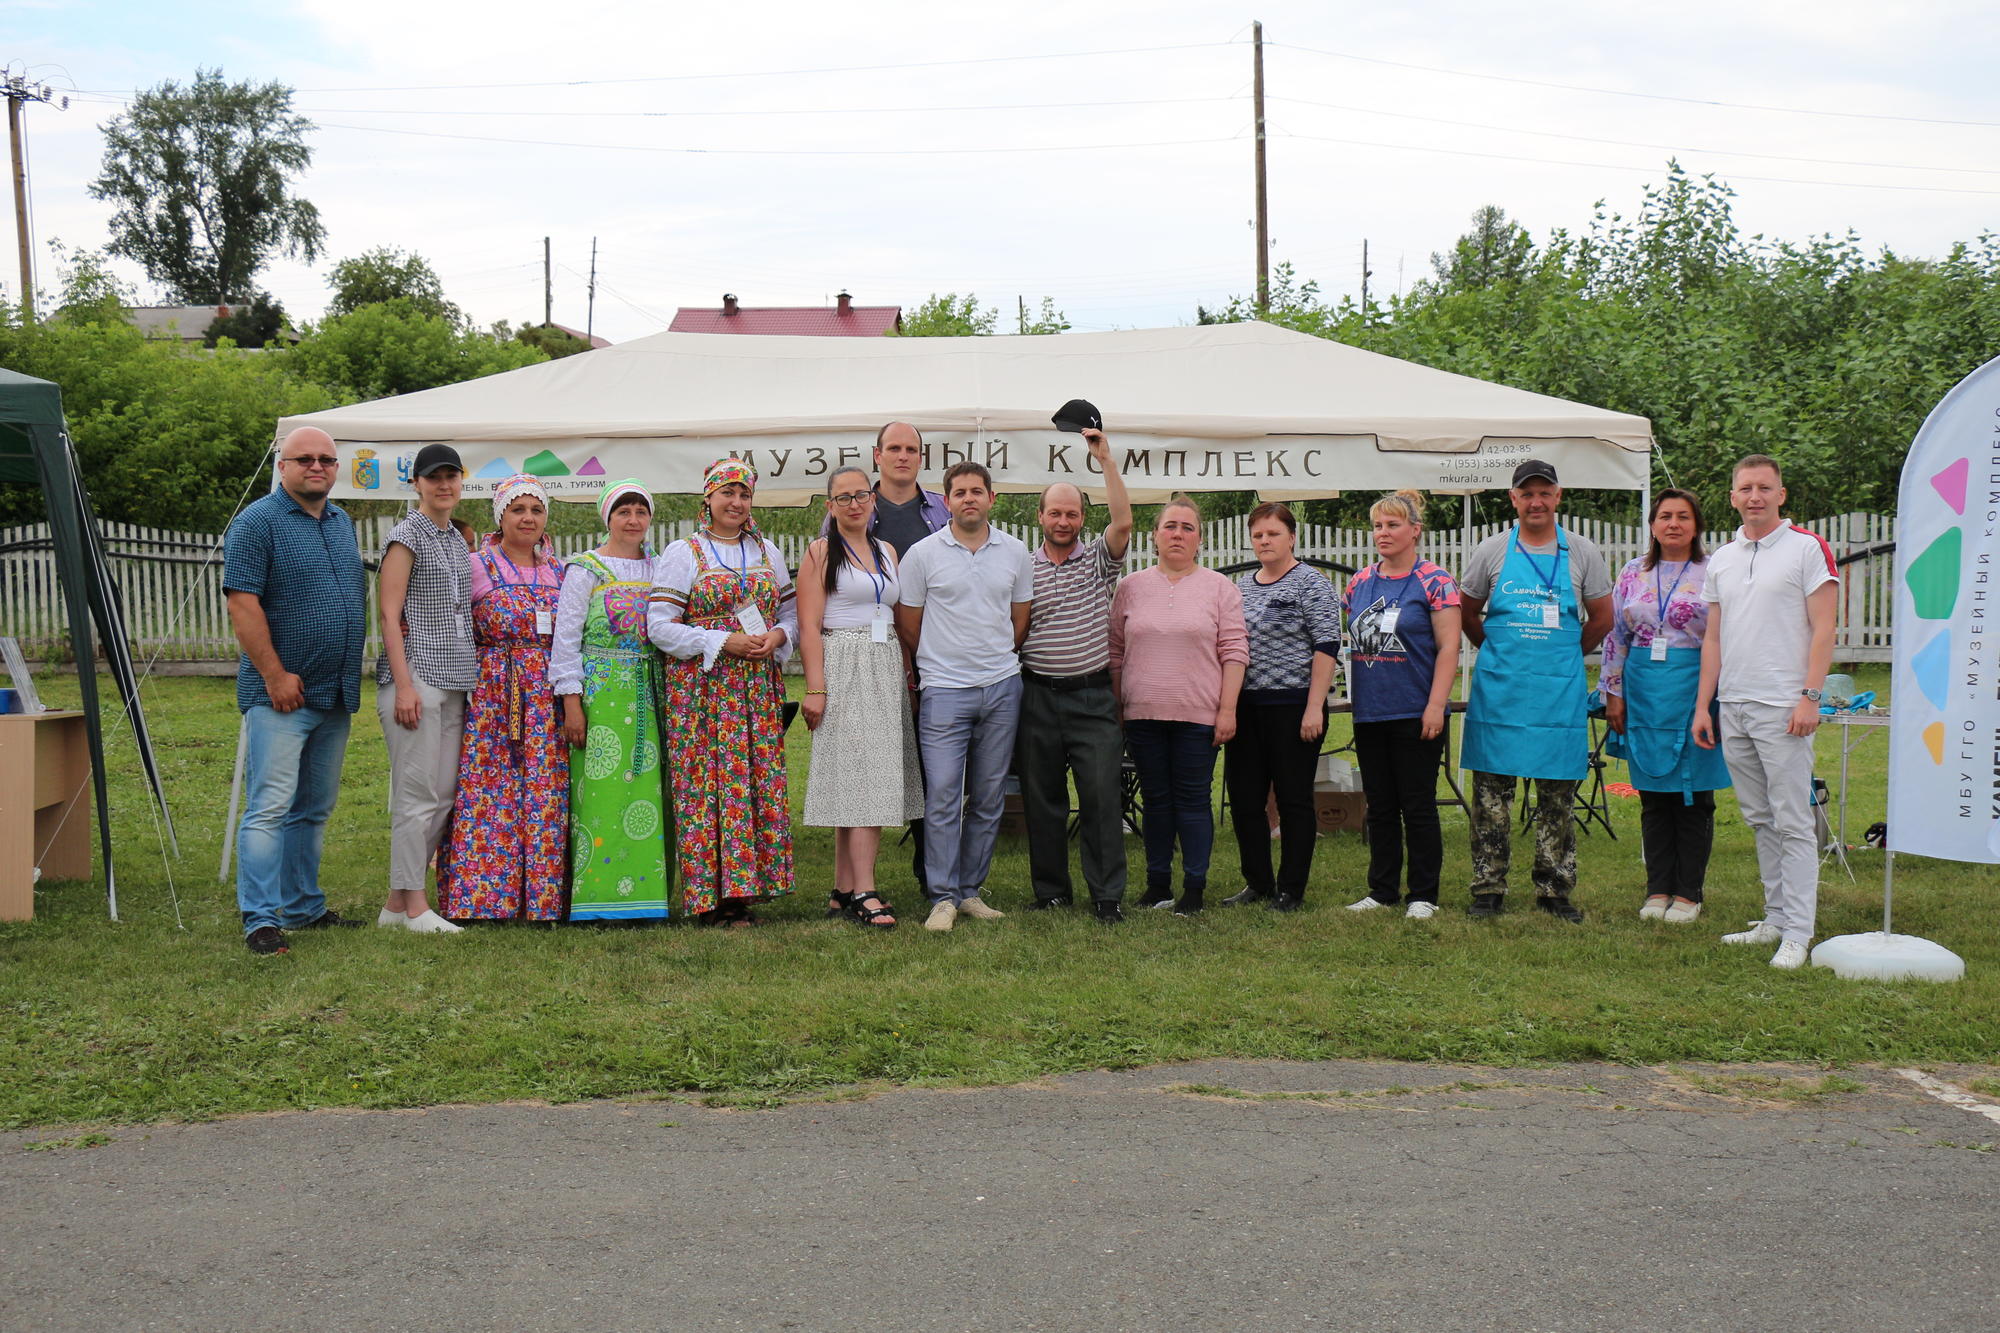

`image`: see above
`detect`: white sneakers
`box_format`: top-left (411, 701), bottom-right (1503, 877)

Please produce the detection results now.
top-left (1721, 920), bottom-right (1782, 946)
top-left (1346, 896), bottom-right (1387, 912)
top-left (957, 896), bottom-right (1005, 920)
top-left (1638, 897), bottom-right (1669, 921)
top-left (924, 901), bottom-right (957, 933)
top-left (1769, 940), bottom-right (1809, 970)
top-left (404, 910), bottom-right (464, 935)
top-left (1662, 900), bottom-right (1701, 924)
top-left (1404, 901), bottom-right (1437, 920)
top-left (377, 909), bottom-right (407, 928)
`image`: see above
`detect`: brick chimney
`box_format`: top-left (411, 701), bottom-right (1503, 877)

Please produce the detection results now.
top-left (722, 293), bottom-right (739, 316)
top-left (836, 290), bottom-right (852, 315)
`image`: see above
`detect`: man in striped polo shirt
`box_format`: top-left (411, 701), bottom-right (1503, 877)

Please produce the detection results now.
top-left (1018, 427), bottom-right (1134, 922)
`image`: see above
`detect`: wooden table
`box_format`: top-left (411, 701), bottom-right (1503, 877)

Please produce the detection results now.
top-left (0, 710), bottom-right (92, 919)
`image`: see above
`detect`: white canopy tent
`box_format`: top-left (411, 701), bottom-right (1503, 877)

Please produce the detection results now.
top-left (281, 321), bottom-right (1654, 505)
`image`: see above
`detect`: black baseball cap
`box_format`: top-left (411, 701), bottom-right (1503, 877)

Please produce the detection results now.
top-left (412, 443), bottom-right (464, 477)
top-left (1511, 458), bottom-right (1559, 487)
top-left (1051, 398), bottom-right (1102, 433)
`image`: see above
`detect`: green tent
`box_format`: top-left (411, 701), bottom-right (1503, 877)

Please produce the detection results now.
top-left (0, 366), bottom-right (174, 918)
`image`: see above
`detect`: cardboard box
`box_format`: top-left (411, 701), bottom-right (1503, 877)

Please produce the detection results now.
top-left (1265, 785), bottom-right (1368, 837)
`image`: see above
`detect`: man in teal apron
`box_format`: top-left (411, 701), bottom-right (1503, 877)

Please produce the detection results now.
top-left (1458, 460), bottom-right (1614, 920)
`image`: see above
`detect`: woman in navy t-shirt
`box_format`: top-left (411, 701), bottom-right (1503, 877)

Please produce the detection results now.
top-left (1343, 490), bottom-right (1462, 918)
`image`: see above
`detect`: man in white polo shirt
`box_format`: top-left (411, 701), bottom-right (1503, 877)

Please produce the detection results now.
top-left (1693, 453), bottom-right (1839, 969)
top-left (895, 461), bottom-right (1036, 932)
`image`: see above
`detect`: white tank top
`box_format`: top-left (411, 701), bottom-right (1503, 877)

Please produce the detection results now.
top-left (823, 540), bottom-right (900, 629)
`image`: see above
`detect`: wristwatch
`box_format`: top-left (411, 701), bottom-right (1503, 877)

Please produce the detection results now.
top-left (1800, 687), bottom-right (1823, 703)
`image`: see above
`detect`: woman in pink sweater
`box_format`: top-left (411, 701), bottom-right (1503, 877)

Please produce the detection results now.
top-left (1108, 496), bottom-right (1249, 915)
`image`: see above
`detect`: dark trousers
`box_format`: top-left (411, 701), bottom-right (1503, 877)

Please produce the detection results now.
top-left (1353, 718), bottom-right (1445, 904)
top-left (1639, 789), bottom-right (1716, 901)
top-left (1016, 679), bottom-right (1128, 904)
top-left (1124, 719), bottom-right (1217, 890)
top-left (1224, 705), bottom-right (1321, 900)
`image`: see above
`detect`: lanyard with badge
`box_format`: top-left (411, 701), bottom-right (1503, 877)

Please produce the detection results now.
top-left (1375, 565), bottom-right (1420, 639)
top-left (1515, 530), bottom-right (1564, 629)
top-left (1649, 559), bottom-right (1689, 661)
top-left (713, 532), bottom-right (768, 637)
top-left (492, 546), bottom-right (557, 636)
top-left (843, 536), bottom-right (893, 644)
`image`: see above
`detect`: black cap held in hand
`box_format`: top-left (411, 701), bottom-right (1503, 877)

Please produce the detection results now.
top-left (1051, 398), bottom-right (1102, 433)
top-left (1511, 458), bottom-right (1559, 487)
top-left (412, 443), bottom-right (465, 478)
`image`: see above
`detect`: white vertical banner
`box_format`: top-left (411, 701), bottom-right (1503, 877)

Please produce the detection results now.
top-left (1886, 354), bottom-right (2000, 863)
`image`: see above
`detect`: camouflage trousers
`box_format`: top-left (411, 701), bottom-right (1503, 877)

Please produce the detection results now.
top-left (1468, 771), bottom-right (1577, 899)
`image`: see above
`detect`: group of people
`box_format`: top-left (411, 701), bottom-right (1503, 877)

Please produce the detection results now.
top-left (225, 422), bottom-right (1836, 971)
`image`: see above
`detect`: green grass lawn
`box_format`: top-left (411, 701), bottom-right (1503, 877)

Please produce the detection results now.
top-left (3, 664), bottom-right (1995, 1130)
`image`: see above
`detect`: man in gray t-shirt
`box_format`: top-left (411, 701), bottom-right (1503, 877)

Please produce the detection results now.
top-left (1457, 460), bottom-right (1613, 922)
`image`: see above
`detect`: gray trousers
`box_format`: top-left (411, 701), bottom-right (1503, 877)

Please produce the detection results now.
top-left (918, 676), bottom-right (1023, 904)
top-left (1015, 678), bottom-right (1128, 904)
top-left (1720, 701), bottom-right (1820, 945)
top-left (377, 679), bottom-right (467, 895)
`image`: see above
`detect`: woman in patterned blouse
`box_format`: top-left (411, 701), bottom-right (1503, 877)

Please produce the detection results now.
top-left (1602, 487), bottom-right (1733, 923)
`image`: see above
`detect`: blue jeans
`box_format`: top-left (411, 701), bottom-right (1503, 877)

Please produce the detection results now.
top-left (918, 676), bottom-right (1023, 904)
top-left (1124, 719), bottom-right (1218, 888)
top-left (236, 705), bottom-right (352, 934)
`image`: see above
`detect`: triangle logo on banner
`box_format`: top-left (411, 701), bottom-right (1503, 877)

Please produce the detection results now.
top-left (1930, 457), bottom-right (1969, 515)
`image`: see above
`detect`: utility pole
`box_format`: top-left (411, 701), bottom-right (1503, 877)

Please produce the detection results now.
top-left (1360, 239), bottom-right (1372, 322)
top-left (1018, 294), bottom-right (1026, 335)
top-left (586, 237), bottom-right (598, 343)
top-left (1252, 20), bottom-right (1269, 311)
top-left (4, 71), bottom-right (67, 319)
top-left (542, 236), bottom-right (552, 327)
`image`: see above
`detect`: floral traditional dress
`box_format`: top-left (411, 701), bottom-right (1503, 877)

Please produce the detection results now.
top-left (565, 552), bottom-right (675, 919)
top-left (650, 533), bottom-right (796, 915)
top-left (437, 541), bottom-right (568, 919)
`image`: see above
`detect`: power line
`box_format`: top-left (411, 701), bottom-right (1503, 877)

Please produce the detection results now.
top-left (283, 94), bottom-right (1243, 119)
top-left (314, 119), bottom-right (1244, 157)
top-left (1271, 39), bottom-right (2000, 130)
top-left (1280, 129), bottom-right (2000, 197)
top-left (1272, 95), bottom-right (2000, 177)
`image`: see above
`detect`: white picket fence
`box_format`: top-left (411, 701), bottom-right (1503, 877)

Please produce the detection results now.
top-left (0, 511), bottom-right (1899, 664)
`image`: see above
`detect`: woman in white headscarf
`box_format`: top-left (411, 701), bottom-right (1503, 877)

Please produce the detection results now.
top-left (436, 474), bottom-right (569, 921)
top-left (551, 480), bottom-right (675, 921)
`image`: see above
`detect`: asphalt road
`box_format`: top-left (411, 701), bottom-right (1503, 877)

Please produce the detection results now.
top-left (5, 1060), bottom-right (1996, 1332)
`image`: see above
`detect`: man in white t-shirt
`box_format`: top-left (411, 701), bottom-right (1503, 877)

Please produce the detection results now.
top-left (1693, 453), bottom-right (1839, 969)
top-left (895, 461), bottom-right (1036, 933)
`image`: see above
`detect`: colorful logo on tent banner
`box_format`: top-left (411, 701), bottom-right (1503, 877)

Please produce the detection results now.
top-left (372, 449), bottom-right (614, 499)
top-left (1885, 354), bottom-right (2000, 864)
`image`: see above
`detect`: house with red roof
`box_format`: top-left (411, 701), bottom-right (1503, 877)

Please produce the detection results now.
top-left (668, 291), bottom-right (902, 337)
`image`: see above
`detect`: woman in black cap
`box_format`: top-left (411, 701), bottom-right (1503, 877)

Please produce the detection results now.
top-left (375, 443), bottom-right (475, 935)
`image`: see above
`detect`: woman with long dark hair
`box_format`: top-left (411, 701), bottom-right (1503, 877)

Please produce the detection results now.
top-left (796, 466), bottom-right (924, 928)
top-left (1603, 487), bottom-right (1732, 922)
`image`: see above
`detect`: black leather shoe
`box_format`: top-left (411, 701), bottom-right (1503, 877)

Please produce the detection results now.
top-left (1026, 895), bottom-right (1074, 911)
top-left (1222, 887), bottom-right (1268, 907)
top-left (1136, 886), bottom-right (1175, 909)
top-left (296, 909), bottom-right (361, 929)
top-left (1536, 895), bottom-right (1585, 922)
top-left (245, 926), bottom-right (288, 955)
top-left (1093, 902), bottom-right (1124, 924)
top-left (1266, 894), bottom-right (1303, 913)
top-left (1466, 893), bottom-right (1505, 918)
top-left (1171, 893), bottom-right (1205, 917)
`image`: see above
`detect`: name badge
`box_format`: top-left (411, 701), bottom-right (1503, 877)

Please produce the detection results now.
top-left (1649, 638), bottom-right (1669, 662)
top-left (871, 602), bottom-right (891, 644)
top-left (1378, 606), bottom-right (1401, 637)
top-left (735, 602), bottom-right (768, 637)
top-left (1540, 602), bottom-right (1560, 630)
top-left (535, 609), bottom-right (554, 637)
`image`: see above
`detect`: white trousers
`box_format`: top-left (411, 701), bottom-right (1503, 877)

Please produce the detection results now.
top-left (377, 680), bottom-right (467, 895)
top-left (1720, 700), bottom-right (1819, 945)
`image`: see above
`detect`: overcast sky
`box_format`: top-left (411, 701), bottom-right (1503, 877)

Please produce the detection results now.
top-left (7, 1), bottom-right (1999, 342)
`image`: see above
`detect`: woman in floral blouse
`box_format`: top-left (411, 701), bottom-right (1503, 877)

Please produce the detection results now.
top-left (1602, 488), bottom-right (1733, 923)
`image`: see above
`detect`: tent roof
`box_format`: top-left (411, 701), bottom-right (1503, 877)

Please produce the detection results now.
top-left (284, 322), bottom-right (1653, 502)
top-left (0, 367), bottom-right (65, 485)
